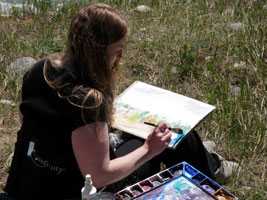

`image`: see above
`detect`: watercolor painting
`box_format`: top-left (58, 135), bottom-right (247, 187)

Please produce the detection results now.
top-left (135, 176), bottom-right (215, 200)
top-left (112, 81), bottom-right (215, 149)
top-left (113, 102), bottom-right (186, 148)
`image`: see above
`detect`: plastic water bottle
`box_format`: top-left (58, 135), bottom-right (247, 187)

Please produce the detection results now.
top-left (81, 174), bottom-right (97, 200)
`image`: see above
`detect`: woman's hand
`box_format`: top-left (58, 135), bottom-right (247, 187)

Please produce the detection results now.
top-left (143, 123), bottom-right (172, 156)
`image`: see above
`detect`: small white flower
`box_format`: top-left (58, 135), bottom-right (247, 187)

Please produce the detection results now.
top-left (233, 61), bottom-right (245, 68)
top-left (205, 56), bottom-right (212, 61)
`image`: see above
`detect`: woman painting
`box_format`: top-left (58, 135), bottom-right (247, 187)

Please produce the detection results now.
top-left (3, 3), bottom-right (236, 200)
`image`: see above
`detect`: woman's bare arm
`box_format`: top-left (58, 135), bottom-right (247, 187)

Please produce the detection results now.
top-left (72, 122), bottom-right (171, 188)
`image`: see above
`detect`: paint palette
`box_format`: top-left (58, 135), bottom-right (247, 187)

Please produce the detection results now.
top-left (115, 162), bottom-right (238, 200)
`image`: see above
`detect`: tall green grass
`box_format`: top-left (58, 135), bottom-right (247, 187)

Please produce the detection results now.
top-left (0, 0), bottom-right (266, 199)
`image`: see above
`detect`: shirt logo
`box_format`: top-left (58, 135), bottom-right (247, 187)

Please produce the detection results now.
top-left (27, 141), bottom-right (65, 175)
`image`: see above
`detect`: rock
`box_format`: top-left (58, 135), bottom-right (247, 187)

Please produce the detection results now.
top-left (229, 22), bottom-right (246, 31)
top-left (171, 66), bottom-right (177, 74)
top-left (136, 5), bottom-right (152, 13)
top-left (7, 56), bottom-right (37, 76)
top-left (230, 85), bottom-right (241, 96)
top-left (0, 99), bottom-right (16, 106)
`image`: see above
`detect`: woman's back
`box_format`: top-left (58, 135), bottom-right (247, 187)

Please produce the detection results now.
top-left (5, 60), bottom-right (86, 199)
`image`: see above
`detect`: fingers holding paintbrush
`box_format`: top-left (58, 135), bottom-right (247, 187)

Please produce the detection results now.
top-left (144, 122), bottom-right (172, 155)
top-left (144, 121), bottom-right (183, 134)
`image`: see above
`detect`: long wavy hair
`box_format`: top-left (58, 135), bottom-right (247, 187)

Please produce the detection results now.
top-left (44, 3), bottom-right (128, 134)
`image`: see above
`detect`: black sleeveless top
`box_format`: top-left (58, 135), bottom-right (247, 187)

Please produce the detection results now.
top-left (5, 59), bottom-right (107, 199)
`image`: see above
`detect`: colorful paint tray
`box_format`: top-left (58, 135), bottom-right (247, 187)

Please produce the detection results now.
top-left (115, 162), bottom-right (238, 200)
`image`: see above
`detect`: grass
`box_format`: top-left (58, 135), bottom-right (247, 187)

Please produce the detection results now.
top-left (0, 0), bottom-right (266, 199)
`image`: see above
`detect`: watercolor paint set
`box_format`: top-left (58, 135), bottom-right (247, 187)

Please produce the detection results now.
top-left (115, 161), bottom-right (238, 200)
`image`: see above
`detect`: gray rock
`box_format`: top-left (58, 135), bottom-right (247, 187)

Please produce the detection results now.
top-left (0, 99), bottom-right (15, 106)
top-left (231, 85), bottom-right (241, 96)
top-left (8, 56), bottom-right (37, 75)
top-left (135, 5), bottom-right (152, 13)
top-left (229, 22), bottom-right (246, 31)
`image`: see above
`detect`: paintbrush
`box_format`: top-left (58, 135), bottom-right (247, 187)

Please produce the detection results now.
top-left (144, 122), bottom-right (183, 134)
